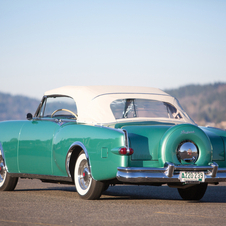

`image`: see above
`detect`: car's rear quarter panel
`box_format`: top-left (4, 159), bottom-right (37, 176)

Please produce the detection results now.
top-left (114, 122), bottom-right (226, 169)
top-left (53, 123), bottom-right (127, 180)
top-left (122, 125), bottom-right (171, 168)
top-left (201, 127), bottom-right (226, 167)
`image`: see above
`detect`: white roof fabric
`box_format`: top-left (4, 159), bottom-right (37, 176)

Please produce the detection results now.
top-left (44, 86), bottom-right (194, 125)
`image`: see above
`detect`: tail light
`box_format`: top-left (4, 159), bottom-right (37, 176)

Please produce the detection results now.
top-left (119, 147), bottom-right (134, 155)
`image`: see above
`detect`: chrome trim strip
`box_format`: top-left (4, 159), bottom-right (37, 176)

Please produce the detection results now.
top-left (32, 117), bottom-right (77, 126)
top-left (123, 130), bottom-right (129, 147)
top-left (117, 162), bottom-right (226, 183)
top-left (95, 125), bottom-right (124, 133)
top-left (8, 173), bottom-right (72, 182)
top-left (66, 151), bottom-right (72, 177)
top-left (33, 117), bottom-right (77, 123)
top-left (66, 141), bottom-right (91, 177)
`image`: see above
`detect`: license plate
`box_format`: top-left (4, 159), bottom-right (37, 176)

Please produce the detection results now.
top-left (179, 171), bottom-right (205, 182)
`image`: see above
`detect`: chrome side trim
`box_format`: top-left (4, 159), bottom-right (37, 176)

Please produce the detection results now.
top-left (33, 117), bottom-right (77, 123)
top-left (8, 173), bottom-right (72, 182)
top-left (122, 130), bottom-right (129, 147)
top-left (117, 162), bottom-right (226, 183)
top-left (95, 125), bottom-right (124, 133)
top-left (66, 151), bottom-right (72, 177)
top-left (66, 141), bottom-right (90, 177)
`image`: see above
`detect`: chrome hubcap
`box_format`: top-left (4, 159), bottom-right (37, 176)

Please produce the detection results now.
top-left (78, 159), bottom-right (91, 190)
top-left (177, 141), bottom-right (199, 163)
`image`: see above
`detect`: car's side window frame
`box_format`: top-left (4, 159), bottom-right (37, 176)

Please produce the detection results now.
top-left (34, 96), bottom-right (47, 118)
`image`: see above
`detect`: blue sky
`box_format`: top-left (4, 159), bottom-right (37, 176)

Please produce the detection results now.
top-left (1, 0), bottom-right (226, 99)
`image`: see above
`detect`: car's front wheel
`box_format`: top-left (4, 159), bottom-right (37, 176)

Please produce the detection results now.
top-left (0, 159), bottom-right (18, 191)
top-left (177, 183), bottom-right (208, 200)
top-left (74, 151), bottom-right (104, 200)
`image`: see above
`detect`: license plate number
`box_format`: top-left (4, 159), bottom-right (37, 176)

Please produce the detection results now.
top-left (179, 171), bottom-right (205, 182)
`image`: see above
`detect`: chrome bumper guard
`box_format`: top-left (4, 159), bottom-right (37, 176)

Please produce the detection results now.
top-left (116, 162), bottom-right (226, 183)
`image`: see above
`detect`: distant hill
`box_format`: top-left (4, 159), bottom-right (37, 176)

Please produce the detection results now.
top-left (0, 83), bottom-right (226, 128)
top-left (165, 82), bottom-right (226, 127)
top-left (0, 92), bottom-right (39, 121)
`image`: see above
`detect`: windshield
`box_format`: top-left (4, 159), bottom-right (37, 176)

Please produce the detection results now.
top-left (110, 99), bottom-right (182, 120)
top-left (38, 96), bottom-right (77, 119)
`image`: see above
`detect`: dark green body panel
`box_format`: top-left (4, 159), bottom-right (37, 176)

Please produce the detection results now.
top-left (0, 121), bottom-right (25, 172)
top-left (52, 123), bottom-right (126, 180)
top-left (18, 120), bottom-right (59, 174)
top-left (0, 119), bottom-right (126, 181)
top-left (1, 119), bottom-right (226, 182)
top-left (200, 127), bottom-right (226, 167)
top-left (121, 125), bottom-right (171, 167)
top-left (113, 122), bottom-right (226, 168)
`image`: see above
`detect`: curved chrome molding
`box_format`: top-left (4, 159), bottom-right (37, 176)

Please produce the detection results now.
top-left (94, 125), bottom-right (124, 133)
top-left (66, 141), bottom-right (91, 177)
top-left (117, 162), bottom-right (226, 184)
top-left (122, 130), bottom-right (129, 147)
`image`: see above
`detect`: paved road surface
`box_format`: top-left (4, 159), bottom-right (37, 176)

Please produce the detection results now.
top-left (1, 179), bottom-right (226, 226)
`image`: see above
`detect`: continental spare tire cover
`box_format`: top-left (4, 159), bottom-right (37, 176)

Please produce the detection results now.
top-left (158, 124), bottom-right (212, 167)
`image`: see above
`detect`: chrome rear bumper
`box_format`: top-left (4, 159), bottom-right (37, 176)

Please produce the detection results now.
top-left (116, 162), bottom-right (226, 183)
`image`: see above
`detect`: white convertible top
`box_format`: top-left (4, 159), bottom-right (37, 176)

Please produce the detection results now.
top-left (45, 86), bottom-right (194, 124)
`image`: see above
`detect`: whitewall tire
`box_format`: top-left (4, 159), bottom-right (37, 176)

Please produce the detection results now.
top-left (74, 151), bottom-right (104, 200)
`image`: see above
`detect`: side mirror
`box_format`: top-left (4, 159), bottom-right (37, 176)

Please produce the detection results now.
top-left (27, 113), bottom-right (33, 120)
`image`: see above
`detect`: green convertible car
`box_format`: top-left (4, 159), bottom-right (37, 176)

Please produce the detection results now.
top-left (0, 86), bottom-right (226, 200)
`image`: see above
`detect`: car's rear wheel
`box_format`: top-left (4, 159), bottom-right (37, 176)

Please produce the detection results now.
top-left (177, 183), bottom-right (208, 200)
top-left (74, 151), bottom-right (104, 200)
top-left (0, 158), bottom-right (18, 191)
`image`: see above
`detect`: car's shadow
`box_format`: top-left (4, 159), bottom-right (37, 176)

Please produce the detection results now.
top-left (101, 185), bottom-right (226, 203)
top-left (14, 182), bottom-right (226, 203)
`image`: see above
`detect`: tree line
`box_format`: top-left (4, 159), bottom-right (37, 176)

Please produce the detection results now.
top-left (0, 83), bottom-right (226, 126)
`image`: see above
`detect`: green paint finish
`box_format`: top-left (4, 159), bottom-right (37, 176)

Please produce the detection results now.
top-left (101, 147), bottom-right (108, 158)
top-left (159, 124), bottom-right (212, 167)
top-left (214, 137), bottom-right (226, 167)
top-left (0, 121), bottom-right (25, 172)
top-left (201, 126), bottom-right (226, 138)
top-left (122, 125), bottom-right (171, 163)
top-left (1, 116), bottom-right (226, 183)
top-left (0, 119), bottom-right (126, 180)
top-left (52, 123), bottom-right (126, 180)
top-left (128, 158), bottom-right (159, 167)
top-left (18, 120), bottom-right (59, 174)
top-left (113, 121), bottom-right (175, 129)
top-left (201, 127), bottom-right (225, 161)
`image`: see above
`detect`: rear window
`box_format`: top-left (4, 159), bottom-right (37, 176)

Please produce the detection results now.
top-left (110, 99), bottom-right (182, 120)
